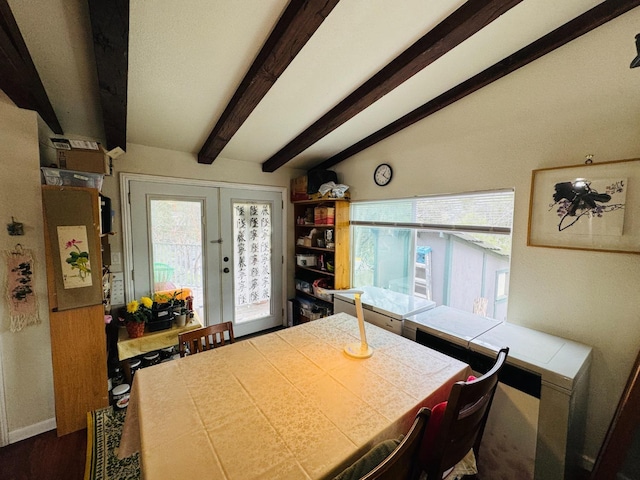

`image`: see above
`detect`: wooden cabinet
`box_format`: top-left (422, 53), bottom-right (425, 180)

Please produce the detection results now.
top-left (42, 186), bottom-right (108, 435)
top-left (293, 199), bottom-right (350, 323)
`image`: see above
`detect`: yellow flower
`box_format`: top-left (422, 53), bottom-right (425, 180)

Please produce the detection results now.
top-left (141, 296), bottom-right (153, 309)
top-left (154, 292), bottom-right (170, 303)
top-left (127, 300), bottom-right (139, 313)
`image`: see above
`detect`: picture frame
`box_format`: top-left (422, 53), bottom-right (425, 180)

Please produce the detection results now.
top-left (527, 158), bottom-right (640, 254)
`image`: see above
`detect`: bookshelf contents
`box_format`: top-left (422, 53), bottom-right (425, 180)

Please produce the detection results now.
top-left (293, 198), bottom-right (350, 324)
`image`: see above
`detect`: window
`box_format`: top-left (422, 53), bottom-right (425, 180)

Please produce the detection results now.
top-left (351, 190), bottom-right (514, 321)
top-left (496, 269), bottom-right (509, 301)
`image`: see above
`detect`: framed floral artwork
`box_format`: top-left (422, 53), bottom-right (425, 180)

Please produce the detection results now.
top-left (57, 226), bottom-right (93, 289)
top-left (527, 158), bottom-right (640, 254)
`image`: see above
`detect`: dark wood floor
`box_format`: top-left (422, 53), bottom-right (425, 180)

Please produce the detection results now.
top-left (0, 428), bottom-right (87, 480)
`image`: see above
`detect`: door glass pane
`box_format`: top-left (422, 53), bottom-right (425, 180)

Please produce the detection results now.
top-left (233, 201), bottom-right (271, 323)
top-left (149, 199), bottom-right (204, 318)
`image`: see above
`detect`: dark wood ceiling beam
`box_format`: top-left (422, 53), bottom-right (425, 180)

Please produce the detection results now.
top-left (88, 0), bottom-right (129, 152)
top-left (0, 0), bottom-right (63, 133)
top-left (262, 0), bottom-right (524, 172)
top-left (198, 0), bottom-right (340, 164)
top-left (315, 0), bottom-right (640, 170)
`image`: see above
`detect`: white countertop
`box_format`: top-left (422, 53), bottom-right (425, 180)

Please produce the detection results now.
top-left (334, 285), bottom-right (436, 320)
top-left (404, 305), bottom-right (592, 392)
top-left (405, 305), bottom-right (501, 345)
top-left (470, 322), bottom-right (592, 392)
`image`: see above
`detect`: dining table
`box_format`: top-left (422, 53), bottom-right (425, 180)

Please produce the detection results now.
top-left (118, 312), bottom-right (470, 479)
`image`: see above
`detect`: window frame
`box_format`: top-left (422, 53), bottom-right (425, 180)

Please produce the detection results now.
top-left (349, 189), bottom-right (514, 320)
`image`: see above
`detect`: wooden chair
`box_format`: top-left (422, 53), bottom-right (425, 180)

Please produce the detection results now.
top-left (360, 407), bottom-right (430, 480)
top-left (419, 347), bottom-right (509, 480)
top-left (178, 322), bottom-right (235, 357)
top-left (333, 408), bottom-right (430, 480)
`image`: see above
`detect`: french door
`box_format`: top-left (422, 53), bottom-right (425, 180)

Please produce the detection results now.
top-left (125, 176), bottom-right (284, 337)
top-left (219, 188), bottom-right (284, 336)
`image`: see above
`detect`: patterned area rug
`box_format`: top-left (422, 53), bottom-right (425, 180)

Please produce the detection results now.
top-left (85, 407), bottom-right (140, 480)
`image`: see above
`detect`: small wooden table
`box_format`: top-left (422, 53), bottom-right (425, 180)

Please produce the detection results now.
top-left (117, 314), bottom-right (202, 382)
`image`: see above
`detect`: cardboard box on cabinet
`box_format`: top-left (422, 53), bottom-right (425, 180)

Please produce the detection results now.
top-left (291, 175), bottom-right (309, 201)
top-left (52, 138), bottom-right (111, 175)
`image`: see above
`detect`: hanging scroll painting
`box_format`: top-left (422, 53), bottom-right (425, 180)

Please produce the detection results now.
top-left (5, 245), bottom-right (40, 331)
top-left (42, 186), bottom-right (103, 310)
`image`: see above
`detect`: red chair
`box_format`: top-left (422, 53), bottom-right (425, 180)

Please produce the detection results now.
top-left (419, 347), bottom-right (509, 479)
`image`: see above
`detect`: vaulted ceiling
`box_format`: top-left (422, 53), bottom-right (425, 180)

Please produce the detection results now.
top-left (2, 0), bottom-right (639, 172)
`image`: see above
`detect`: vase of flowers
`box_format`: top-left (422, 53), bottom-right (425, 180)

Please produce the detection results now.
top-left (124, 296), bottom-right (153, 338)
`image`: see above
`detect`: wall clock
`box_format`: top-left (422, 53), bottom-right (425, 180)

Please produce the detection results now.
top-left (374, 163), bottom-right (393, 186)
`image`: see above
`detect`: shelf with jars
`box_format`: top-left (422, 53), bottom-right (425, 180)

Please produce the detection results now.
top-left (293, 198), bottom-right (350, 324)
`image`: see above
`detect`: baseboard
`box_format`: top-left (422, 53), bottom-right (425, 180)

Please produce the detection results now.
top-left (578, 454), bottom-right (596, 473)
top-left (582, 454), bottom-right (636, 480)
top-left (8, 417), bottom-right (56, 444)
top-left (579, 454), bottom-right (595, 472)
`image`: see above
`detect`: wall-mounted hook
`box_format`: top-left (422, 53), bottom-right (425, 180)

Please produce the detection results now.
top-left (7, 217), bottom-right (24, 236)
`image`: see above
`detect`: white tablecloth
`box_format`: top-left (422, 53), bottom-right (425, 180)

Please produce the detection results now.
top-left (118, 313), bottom-right (469, 479)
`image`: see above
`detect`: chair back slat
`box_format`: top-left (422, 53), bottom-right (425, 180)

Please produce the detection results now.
top-left (178, 322), bottom-right (235, 357)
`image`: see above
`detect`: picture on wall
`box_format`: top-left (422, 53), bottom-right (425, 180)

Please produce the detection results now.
top-left (57, 225), bottom-right (93, 289)
top-left (528, 158), bottom-right (640, 254)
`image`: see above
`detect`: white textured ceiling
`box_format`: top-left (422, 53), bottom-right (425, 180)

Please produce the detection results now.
top-left (6, 0), bottom-right (636, 171)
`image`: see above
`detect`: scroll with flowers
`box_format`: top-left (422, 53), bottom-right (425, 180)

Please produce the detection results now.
top-left (42, 186), bottom-right (103, 311)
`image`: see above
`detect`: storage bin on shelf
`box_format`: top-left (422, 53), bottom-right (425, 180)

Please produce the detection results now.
top-left (41, 167), bottom-right (104, 190)
top-left (296, 254), bottom-right (317, 267)
top-left (312, 278), bottom-right (333, 301)
top-left (313, 206), bottom-right (335, 225)
top-left (296, 296), bottom-right (331, 322)
top-left (295, 278), bottom-right (313, 294)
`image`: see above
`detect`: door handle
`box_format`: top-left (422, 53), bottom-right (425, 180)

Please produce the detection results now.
top-left (223, 267), bottom-right (230, 273)
top-left (210, 238), bottom-right (223, 244)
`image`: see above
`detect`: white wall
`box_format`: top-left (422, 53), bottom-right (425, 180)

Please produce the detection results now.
top-left (0, 108), bottom-right (304, 442)
top-left (0, 94), bottom-right (56, 442)
top-left (332, 10), bottom-right (640, 465)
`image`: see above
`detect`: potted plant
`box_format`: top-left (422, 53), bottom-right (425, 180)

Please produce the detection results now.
top-left (161, 289), bottom-right (185, 314)
top-left (124, 296), bottom-right (153, 338)
top-left (174, 306), bottom-right (190, 327)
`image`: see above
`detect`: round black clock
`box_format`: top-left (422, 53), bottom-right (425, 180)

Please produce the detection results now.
top-left (374, 163), bottom-right (393, 186)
